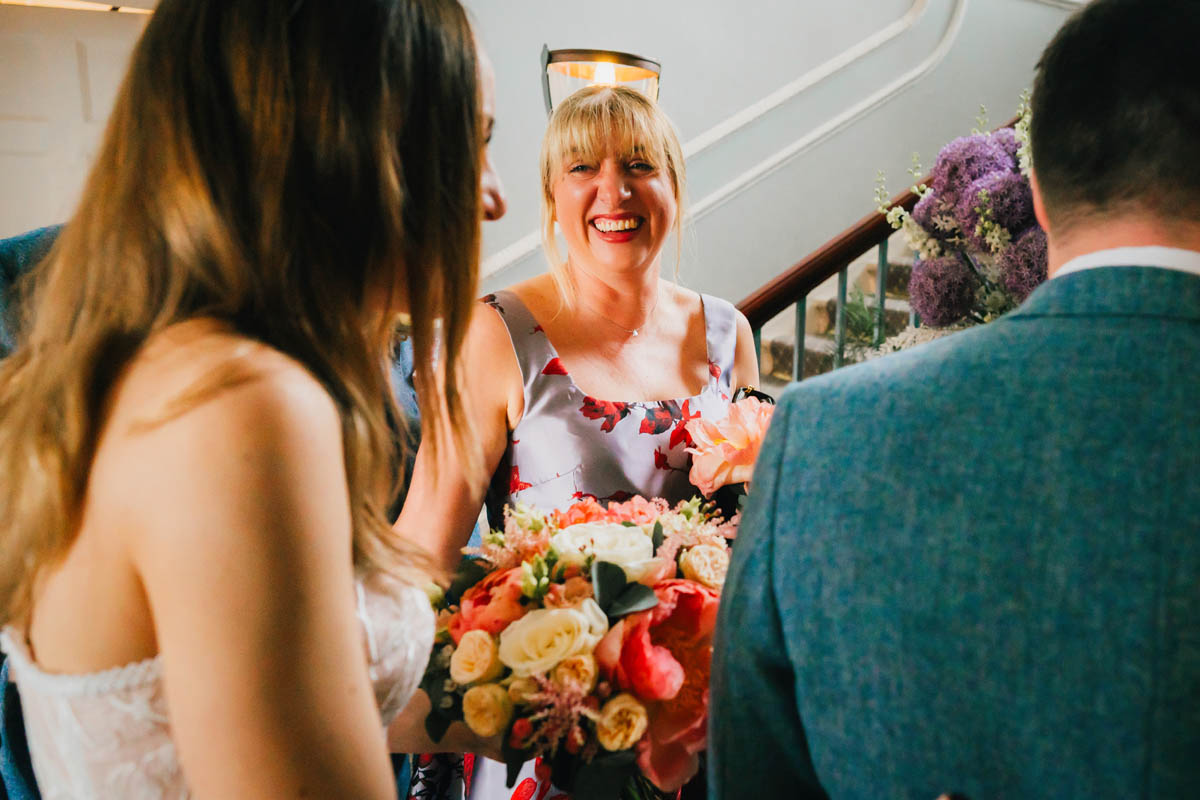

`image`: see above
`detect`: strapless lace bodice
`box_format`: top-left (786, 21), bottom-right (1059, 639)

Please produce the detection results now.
top-left (0, 572), bottom-right (434, 799)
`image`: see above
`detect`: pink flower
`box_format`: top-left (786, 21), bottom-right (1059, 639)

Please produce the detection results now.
top-left (605, 495), bottom-right (670, 525)
top-left (543, 576), bottom-right (593, 608)
top-left (448, 567), bottom-right (529, 645)
top-left (553, 497), bottom-right (609, 528)
top-left (684, 397), bottom-right (774, 498)
top-left (595, 580), bottom-right (720, 792)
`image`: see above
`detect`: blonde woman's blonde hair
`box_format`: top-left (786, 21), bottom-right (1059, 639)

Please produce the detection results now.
top-left (538, 85), bottom-right (687, 306)
top-left (0, 0), bottom-right (483, 623)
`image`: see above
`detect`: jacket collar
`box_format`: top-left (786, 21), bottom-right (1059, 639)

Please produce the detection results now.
top-left (1009, 265), bottom-right (1200, 323)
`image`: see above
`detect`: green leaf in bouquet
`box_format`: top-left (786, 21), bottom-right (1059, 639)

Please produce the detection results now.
top-left (651, 521), bottom-right (664, 551)
top-left (620, 520), bottom-right (638, 527)
top-left (423, 708), bottom-right (453, 744)
top-left (444, 557), bottom-right (489, 606)
top-left (591, 560), bottom-right (628, 613)
top-left (500, 718), bottom-right (535, 788)
top-left (608, 583), bottom-right (658, 619)
top-left (569, 750), bottom-right (640, 800)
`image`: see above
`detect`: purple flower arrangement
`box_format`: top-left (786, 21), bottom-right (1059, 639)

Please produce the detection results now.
top-left (878, 100), bottom-right (1048, 329)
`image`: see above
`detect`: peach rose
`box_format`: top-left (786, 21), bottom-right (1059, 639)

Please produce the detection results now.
top-left (449, 629), bottom-right (505, 685)
top-left (684, 397), bottom-right (774, 498)
top-left (448, 566), bottom-right (528, 645)
top-left (596, 693), bottom-right (649, 751)
top-left (552, 653), bottom-right (598, 693)
top-left (461, 683), bottom-right (513, 738)
top-left (679, 544), bottom-right (730, 590)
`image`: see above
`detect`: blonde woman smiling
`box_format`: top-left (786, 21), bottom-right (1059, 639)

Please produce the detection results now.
top-left (402, 85), bottom-right (758, 800)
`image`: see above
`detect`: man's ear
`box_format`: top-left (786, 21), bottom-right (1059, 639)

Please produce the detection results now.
top-left (1030, 169), bottom-right (1051, 234)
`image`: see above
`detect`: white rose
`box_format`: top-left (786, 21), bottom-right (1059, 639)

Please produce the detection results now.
top-left (497, 598), bottom-right (609, 677)
top-left (551, 522), bottom-right (655, 581)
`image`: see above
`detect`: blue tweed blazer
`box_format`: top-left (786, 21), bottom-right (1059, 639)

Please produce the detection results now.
top-left (711, 266), bottom-right (1200, 799)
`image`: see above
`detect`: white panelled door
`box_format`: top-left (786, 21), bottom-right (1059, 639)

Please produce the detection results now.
top-left (0, 5), bottom-right (147, 237)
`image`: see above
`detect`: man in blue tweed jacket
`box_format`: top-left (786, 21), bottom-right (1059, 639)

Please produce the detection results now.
top-left (711, 1), bottom-right (1200, 797)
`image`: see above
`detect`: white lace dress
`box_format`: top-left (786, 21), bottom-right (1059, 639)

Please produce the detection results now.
top-left (0, 572), bottom-right (434, 799)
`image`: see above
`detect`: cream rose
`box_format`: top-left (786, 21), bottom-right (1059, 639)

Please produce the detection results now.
top-left (506, 676), bottom-right (540, 705)
top-left (596, 692), bottom-right (649, 751)
top-left (551, 522), bottom-right (655, 581)
top-left (461, 683), bottom-right (513, 738)
top-left (497, 598), bottom-right (609, 677)
top-left (551, 653), bottom-right (598, 693)
top-left (679, 544), bottom-right (730, 589)
top-left (449, 629), bottom-right (505, 685)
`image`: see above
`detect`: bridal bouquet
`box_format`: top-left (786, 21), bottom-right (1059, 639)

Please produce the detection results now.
top-left (421, 496), bottom-right (736, 799)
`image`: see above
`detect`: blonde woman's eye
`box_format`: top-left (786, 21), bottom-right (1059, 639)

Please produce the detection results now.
top-left (568, 163), bottom-right (592, 174)
top-left (628, 161), bottom-right (654, 172)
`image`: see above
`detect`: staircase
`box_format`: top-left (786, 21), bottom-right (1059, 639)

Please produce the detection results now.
top-left (757, 233), bottom-right (915, 395)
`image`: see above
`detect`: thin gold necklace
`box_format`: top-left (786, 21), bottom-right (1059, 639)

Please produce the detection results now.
top-left (579, 287), bottom-right (660, 337)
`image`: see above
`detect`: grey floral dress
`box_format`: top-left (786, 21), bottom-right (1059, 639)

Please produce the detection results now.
top-left (408, 288), bottom-right (738, 800)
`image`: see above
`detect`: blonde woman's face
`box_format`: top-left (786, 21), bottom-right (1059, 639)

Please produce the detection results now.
top-left (552, 143), bottom-right (676, 278)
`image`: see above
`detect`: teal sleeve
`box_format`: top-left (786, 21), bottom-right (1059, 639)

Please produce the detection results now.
top-left (709, 393), bottom-right (828, 799)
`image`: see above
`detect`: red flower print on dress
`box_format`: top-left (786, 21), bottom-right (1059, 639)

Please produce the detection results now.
top-left (542, 358), bottom-right (569, 376)
top-left (463, 753), bottom-right (475, 796)
top-left (532, 324), bottom-right (544, 333)
top-left (510, 466), bottom-right (532, 493)
top-left (639, 402), bottom-right (679, 435)
top-left (481, 294), bottom-right (504, 313)
top-left (669, 399), bottom-right (701, 450)
top-left (580, 396), bottom-right (632, 432)
top-left (708, 360), bottom-right (721, 379)
top-left (510, 778), bottom-right (537, 800)
top-left (601, 490), bottom-right (635, 503)
top-left (654, 447), bottom-right (687, 473)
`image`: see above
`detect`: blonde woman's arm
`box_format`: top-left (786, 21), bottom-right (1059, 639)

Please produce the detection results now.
top-left (393, 302), bottom-right (523, 575)
top-left (121, 343), bottom-right (398, 800)
top-left (731, 309), bottom-right (761, 390)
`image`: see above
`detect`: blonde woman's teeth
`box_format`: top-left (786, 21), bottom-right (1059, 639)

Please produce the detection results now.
top-left (592, 218), bottom-right (641, 232)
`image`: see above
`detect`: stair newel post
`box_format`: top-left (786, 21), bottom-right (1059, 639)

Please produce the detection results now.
top-left (792, 298), bottom-right (806, 381)
top-left (873, 240), bottom-right (889, 347)
top-left (834, 266), bottom-right (848, 369)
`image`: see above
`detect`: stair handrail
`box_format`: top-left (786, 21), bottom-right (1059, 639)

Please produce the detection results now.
top-left (738, 116), bottom-right (1020, 379)
top-left (737, 184), bottom-right (919, 331)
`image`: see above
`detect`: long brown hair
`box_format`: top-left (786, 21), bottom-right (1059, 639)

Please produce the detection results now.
top-left (0, 0), bottom-right (482, 623)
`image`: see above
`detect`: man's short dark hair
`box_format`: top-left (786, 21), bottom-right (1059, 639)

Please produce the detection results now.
top-left (1031, 0), bottom-right (1200, 231)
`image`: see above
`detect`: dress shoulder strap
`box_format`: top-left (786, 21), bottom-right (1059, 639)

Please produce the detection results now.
top-left (700, 292), bottom-right (737, 392)
top-left (480, 290), bottom-right (562, 398)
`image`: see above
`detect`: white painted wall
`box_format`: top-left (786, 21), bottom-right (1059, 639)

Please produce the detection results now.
top-left (472, 0), bottom-right (1080, 302)
top-left (0, 4), bottom-right (147, 237)
top-left (0, 0), bottom-right (1081, 305)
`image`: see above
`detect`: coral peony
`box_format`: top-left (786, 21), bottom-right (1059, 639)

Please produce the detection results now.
top-left (448, 567), bottom-right (529, 645)
top-left (595, 580), bottom-right (720, 791)
top-left (552, 497), bottom-right (609, 528)
top-left (684, 397), bottom-right (774, 498)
